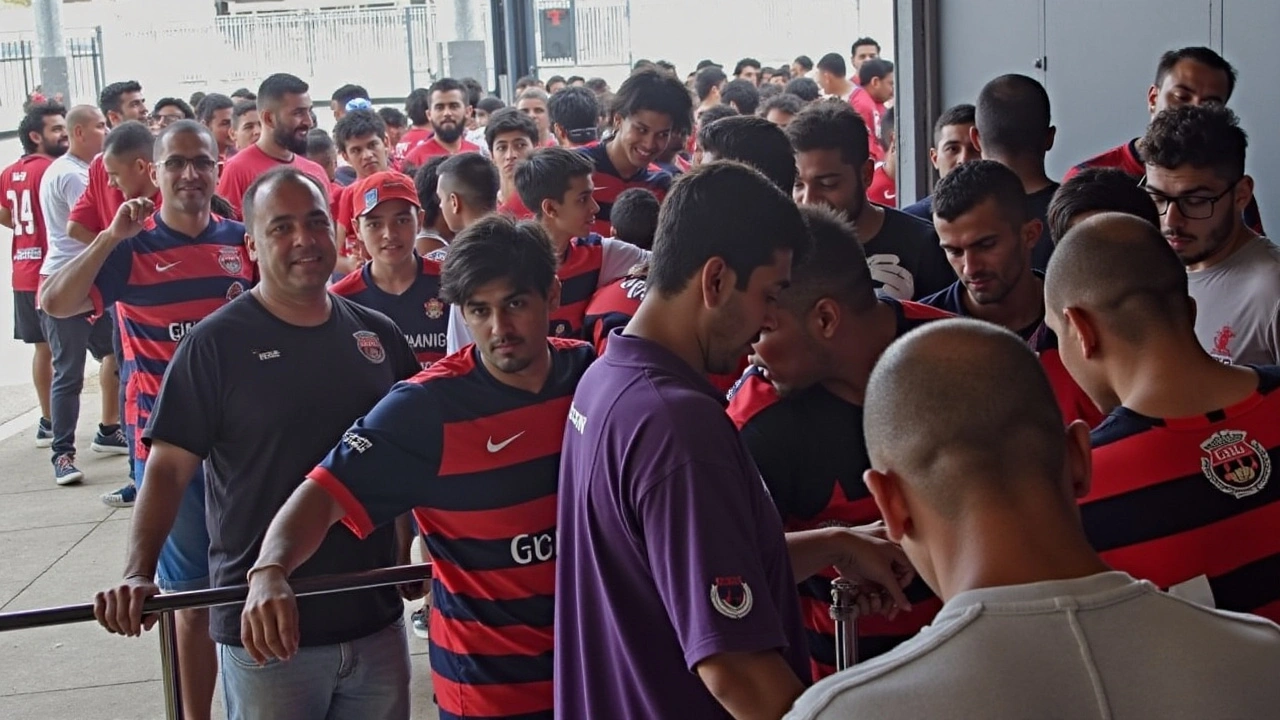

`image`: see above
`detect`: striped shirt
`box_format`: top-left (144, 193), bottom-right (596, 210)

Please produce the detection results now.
top-left (1082, 365), bottom-right (1280, 623)
top-left (309, 338), bottom-right (595, 720)
top-left (329, 255), bottom-right (450, 369)
top-left (576, 141), bottom-right (671, 237)
top-left (89, 215), bottom-right (255, 459)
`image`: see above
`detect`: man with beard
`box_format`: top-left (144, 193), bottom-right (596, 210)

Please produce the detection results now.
top-left (403, 78), bottom-right (481, 168)
top-left (1140, 104), bottom-right (1280, 365)
top-left (218, 73), bottom-right (331, 219)
top-left (2, 102), bottom-right (68, 449)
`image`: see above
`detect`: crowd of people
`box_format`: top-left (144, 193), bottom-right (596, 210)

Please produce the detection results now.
top-left (2, 34), bottom-right (1279, 720)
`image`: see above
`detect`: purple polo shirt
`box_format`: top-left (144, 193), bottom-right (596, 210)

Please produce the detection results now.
top-left (555, 331), bottom-right (809, 719)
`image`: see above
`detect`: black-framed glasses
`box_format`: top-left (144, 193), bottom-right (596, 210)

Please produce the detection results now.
top-left (162, 156), bottom-right (218, 174)
top-left (151, 113), bottom-right (185, 128)
top-left (1138, 175), bottom-right (1240, 220)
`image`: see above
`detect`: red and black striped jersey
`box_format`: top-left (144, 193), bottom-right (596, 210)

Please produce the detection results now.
top-left (89, 215), bottom-right (255, 460)
top-left (329, 255), bottom-right (449, 369)
top-left (725, 297), bottom-right (951, 680)
top-left (0, 154), bottom-right (53, 291)
top-left (576, 141), bottom-right (671, 237)
top-left (1082, 365), bottom-right (1280, 623)
top-left (308, 338), bottom-right (595, 720)
top-left (548, 233), bottom-right (647, 340)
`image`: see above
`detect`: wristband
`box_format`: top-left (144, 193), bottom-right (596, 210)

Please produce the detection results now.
top-left (124, 572), bottom-right (153, 582)
top-left (246, 563), bottom-right (287, 583)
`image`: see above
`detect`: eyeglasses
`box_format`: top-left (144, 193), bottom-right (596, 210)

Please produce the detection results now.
top-left (151, 113), bottom-right (185, 128)
top-left (1138, 176), bottom-right (1240, 220)
top-left (162, 156), bottom-right (218, 174)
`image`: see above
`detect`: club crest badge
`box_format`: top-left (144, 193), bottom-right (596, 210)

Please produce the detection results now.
top-left (225, 281), bottom-right (244, 301)
top-left (424, 297), bottom-right (445, 320)
top-left (709, 576), bottom-right (753, 620)
top-left (217, 247), bottom-right (243, 275)
top-left (363, 188), bottom-right (378, 209)
top-left (1200, 429), bottom-right (1271, 498)
top-left (353, 331), bottom-right (386, 364)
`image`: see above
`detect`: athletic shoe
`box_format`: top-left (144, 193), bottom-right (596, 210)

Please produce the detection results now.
top-left (35, 418), bottom-right (52, 448)
top-left (53, 454), bottom-right (84, 486)
top-left (101, 483), bottom-right (137, 508)
top-left (411, 608), bottom-right (428, 639)
top-left (91, 424), bottom-right (129, 455)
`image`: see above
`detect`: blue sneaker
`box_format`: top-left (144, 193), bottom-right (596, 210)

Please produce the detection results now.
top-left (53, 454), bottom-right (84, 486)
top-left (35, 418), bottom-right (52, 449)
top-left (101, 483), bottom-right (137, 508)
top-left (91, 424), bottom-right (129, 455)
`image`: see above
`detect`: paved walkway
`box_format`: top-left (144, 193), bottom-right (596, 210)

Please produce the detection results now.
top-left (0, 378), bottom-right (438, 719)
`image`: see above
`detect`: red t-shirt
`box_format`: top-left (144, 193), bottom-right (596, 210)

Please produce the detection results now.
top-left (393, 127), bottom-right (434, 164)
top-left (498, 192), bottom-right (534, 220)
top-left (1, 154), bottom-right (54, 291)
top-left (403, 137), bottom-right (481, 169)
top-left (216, 144), bottom-right (332, 219)
top-left (849, 87), bottom-right (886, 162)
top-left (69, 154), bottom-right (128, 236)
top-left (866, 163), bottom-right (896, 208)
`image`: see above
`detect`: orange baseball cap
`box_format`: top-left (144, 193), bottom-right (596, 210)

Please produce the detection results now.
top-left (351, 171), bottom-right (421, 217)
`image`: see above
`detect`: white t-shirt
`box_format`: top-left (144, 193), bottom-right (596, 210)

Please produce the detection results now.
top-left (38, 153), bottom-right (91, 276)
top-left (786, 572), bottom-right (1280, 720)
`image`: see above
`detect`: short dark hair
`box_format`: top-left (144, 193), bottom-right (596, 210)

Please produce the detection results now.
top-left (154, 119), bottom-right (217, 157)
top-left (331, 83), bottom-right (369, 106)
top-left (784, 77), bottom-right (821, 102)
top-left (933, 103), bottom-right (976, 143)
top-left (648, 161), bottom-right (809, 296)
top-left (188, 91), bottom-right (206, 108)
top-left (18, 102), bottom-right (65, 155)
top-left (787, 99), bottom-right (870, 169)
top-left (793, 55), bottom-right (814, 71)
top-left (975, 74), bottom-right (1052, 158)
top-left (933, 159), bottom-right (1030, 228)
top-left (852, 37), bottom-right (881, 54)
top-left (610, 188), bottom-right (660, 250)
top-left (99, 80), bottom-right (142, 119)
top-left (695, 66), bottom-right (727, 101)
top-left (461, 77), bottom-right (484, 109)
top-left (586, 77), bottom-right (610, 94)
top-left (305, 128), bottom-right (334, 156)
top-left (438, 152), bottom-right (499, 213)
top-left (720, 79), bottom-right (760, 115)
top-left (154, 97), bottom-right (195, 120)
top-left (698, 115), bottom-right (796, 192)
top-left (230, 87), bottom-right (256, 100)
top-left (515, 75), bottom-right (541, 92)
top-left (103, 120), bottom-right (155, 160)
top-left (733, 57), bottom-right (761, 77)
top-left (428, 78), bottom-right (466, 102)
top-left (377, 106), bottom-right (407, 129)
top-left (772, 66), bottom-right (791, 80)
top-left (655, 60), bottom-right (677, 76)
top-left (515, 146), bottom-right (595, 217)
top-left (1155, 46), bottom-right (1237, 100)
top-left (858, 58), bottom-right (894, 86)
top-left (242, 166), bottom-right (328, 230)
top-left (332, 109), bottom-right (387, 153)
top-left (786, 204), bottom-right (875, 314)
top-left (439, 214), bottom-right (558, 304)
top-left (816, 53), bottom-right (847, 77)
top-left (696, 59), bottom-right (718, 71)
top-left (477, 96), bottom-right (506, 115)
top-left (609, 69), bottom-right (693, 134)
top-left (258, 73), bottom-right (310, 112)
top-left (194, 93), bottom-right (232, 123)
top-left (760, 93), bottom-right (804, 120)
top-left (414, 155), bottom-right (450, 228)
top-left (405, 88), bottom-right (431, 125)
top-left (567, 75), bottom-right (585, 84)
top-left (485, 107), bottom-right (539, 150)
top-left (1140, 103), bottom-right (1247, 181)
top-left (547, 74), bottom-right (567, 88)
top-left (548, 86), bottom-right (599, 142)
top-left (1047, 167), bottom-right (1161, 245)
top-left (232, 101), bottom-right (257, 127)
top-left (757, 84), bottom-right (783, 103)
top-left (697, 104), bottom-right (738, 127)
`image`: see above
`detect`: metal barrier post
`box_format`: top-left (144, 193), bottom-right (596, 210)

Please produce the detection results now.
top-left (830, 577), bottom-right (859, 671)
top-left (158, 612), bottom-right (184, 720)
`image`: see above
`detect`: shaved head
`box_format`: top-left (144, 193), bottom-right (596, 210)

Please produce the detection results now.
top-left (1045, 212), bottom-right (1191, 342)
top-left (67, 104), bottom-right (103, 126)
top-left (864, 319), bottom-right (1065, 517)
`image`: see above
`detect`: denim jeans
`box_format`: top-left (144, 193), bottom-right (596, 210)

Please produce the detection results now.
top-left (40, 309), bottom-right (114, 458)
top-left (133, 459), bottom-right (209, 592)
top-left (219, 618), bottom-right (411, 720)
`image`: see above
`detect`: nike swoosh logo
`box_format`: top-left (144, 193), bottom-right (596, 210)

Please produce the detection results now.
top-left (486, 431), bottom-right (525, 453)
top-left (155, 261), bottom-right (181, 272)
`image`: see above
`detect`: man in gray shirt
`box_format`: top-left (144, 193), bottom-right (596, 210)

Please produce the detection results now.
top-left (1141, 103), bottom-right (1280, 365)
top-left (785, 319), bottom-right (1280, 720)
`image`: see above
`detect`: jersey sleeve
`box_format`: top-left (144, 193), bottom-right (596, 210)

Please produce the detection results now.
top-left (445, 304), bottom-right (473, 355)
top-left (599, 238), bottom-right (649, 286)
top-left (68, 174), bottom-right (103, 233)
top-left (88, 240), bottom-right (136, 314)
top-left (306, 382), bottom-right (442, 538)
top-left (216, 164), bottom-right (246, 219)
top-left (143, 329), bottom-right (222, 458)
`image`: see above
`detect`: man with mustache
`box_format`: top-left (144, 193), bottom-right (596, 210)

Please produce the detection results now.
top-left (217, 73), bottom-right (332, 219)
top-left (403, 78), bottom-right (482, 168)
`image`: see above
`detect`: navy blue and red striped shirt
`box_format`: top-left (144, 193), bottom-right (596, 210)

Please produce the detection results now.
top-left (309, 338), bottom-right (595, 720)
top-left (549, 233), bottom-right (647, 339)
top-left (726, 297), bottom-right (951, 681)
top-left (576, 141), bottom-right (671, 237)
top-left (1082, 365), bottom-right (1280, 623)
top-left (89, 215), bottom-right (255, 460)
top-left (329, 255), bottom-right (450, 369)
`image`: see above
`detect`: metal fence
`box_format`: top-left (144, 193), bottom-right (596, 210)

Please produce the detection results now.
top-left (534, 0), bottom-right (633, 72)
top-left (0, 29), bottom-right (105, 131)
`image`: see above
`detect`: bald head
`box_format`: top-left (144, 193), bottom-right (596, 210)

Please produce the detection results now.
top-left (865, 319), bottom-right (1065, 516)
top-left (67, 104), bottom-right (103, 127)
top-left (1045, 212), bottom-right (1190, 343)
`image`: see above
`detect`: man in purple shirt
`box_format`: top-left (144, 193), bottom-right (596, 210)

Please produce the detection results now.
top-left (556, 161), bottom-right (914, 720)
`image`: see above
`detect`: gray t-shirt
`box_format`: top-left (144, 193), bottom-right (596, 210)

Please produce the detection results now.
top-left (1190, 236), bottom-right (1280, 365)
top-left (38, 153), bottom-right (90, 276)
top-left (785, 572), bottom-right (1280, 720)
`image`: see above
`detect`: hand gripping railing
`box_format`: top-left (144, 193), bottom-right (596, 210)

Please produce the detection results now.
top-left (0, 562), bottom-right (433, 720)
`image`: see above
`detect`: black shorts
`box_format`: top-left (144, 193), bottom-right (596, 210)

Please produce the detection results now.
top-left (13, 291), bottom-right (45, 344)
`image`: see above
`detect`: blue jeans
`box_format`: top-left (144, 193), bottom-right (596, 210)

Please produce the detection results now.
top-left (219, 618), bottom-right (411, 720)
top-left (134, 458), bottom-right (209, 592)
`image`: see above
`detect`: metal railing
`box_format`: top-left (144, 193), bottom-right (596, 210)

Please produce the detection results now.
top-left (0, 27), bottom-right (105, 133)
top-left (0, 563), bottom-right (433, 720)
